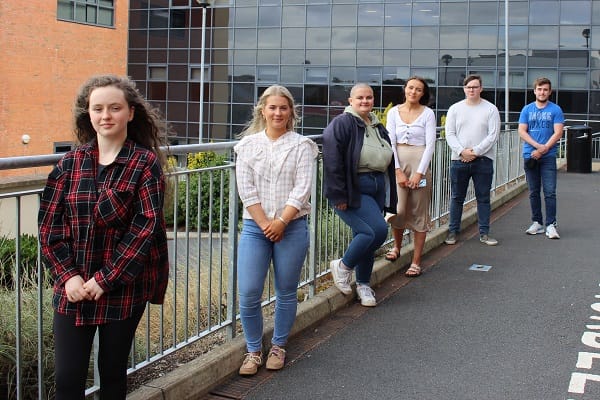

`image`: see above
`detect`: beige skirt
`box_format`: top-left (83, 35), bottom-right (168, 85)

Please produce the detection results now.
top-left (390, 144), bottom-right (432, 232)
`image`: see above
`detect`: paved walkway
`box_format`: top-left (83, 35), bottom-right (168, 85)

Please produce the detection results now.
top-left (200, 168), bottom-right (600, 400)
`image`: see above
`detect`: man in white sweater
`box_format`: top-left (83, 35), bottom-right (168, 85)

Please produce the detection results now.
top-left (444, 74), bottom-right (501, 246)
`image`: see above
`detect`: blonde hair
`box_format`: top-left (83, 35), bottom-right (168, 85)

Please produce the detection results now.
top-left (240, 85), bottom-right (299, 137)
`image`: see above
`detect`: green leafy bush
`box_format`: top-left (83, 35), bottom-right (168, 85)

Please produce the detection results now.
top-left (439, 114), bottom-right (447, 138)
top-left (373, 102), bottom-right (394, 128)
top-left (165, 151), bottom-right (234, 231)
top-left (0, 234), bottom-right (39, 289)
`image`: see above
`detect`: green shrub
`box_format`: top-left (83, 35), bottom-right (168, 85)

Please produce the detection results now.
top-left (166, 151), bottom-right (234, 232)
top-left (373, 102), bottom-right (394, 128)
top-left (0, 234), bottom-right (39, 289)
top-left (439, 114), bottom-right (447, 138)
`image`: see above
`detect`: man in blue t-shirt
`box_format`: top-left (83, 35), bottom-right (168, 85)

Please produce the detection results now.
top-left (518, 77), bottom-right (565, 239)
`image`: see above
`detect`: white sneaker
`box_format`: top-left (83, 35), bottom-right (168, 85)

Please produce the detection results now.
top-left (330, 259), bottom-right (353, 295)
top-left (356, 284), bottom-right (376, 307)
top-left (526, 221), bottom-right (545, 235)
top-left (545, 224), bottom-right (560, 239)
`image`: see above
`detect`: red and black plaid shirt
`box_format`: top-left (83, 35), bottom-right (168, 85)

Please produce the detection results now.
top-left (38, 139), bottom-right (169, 326)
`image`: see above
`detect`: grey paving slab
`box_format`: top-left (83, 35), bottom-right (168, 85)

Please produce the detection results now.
top-left (244, 170), bottom-right (600, 400)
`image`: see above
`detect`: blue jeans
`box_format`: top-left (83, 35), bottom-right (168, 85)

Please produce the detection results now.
top-left (333, 172), bottom-right (388, 285)
top-left (524, 155), bottom-right (557, 226)
top-left (237, 217), bottom-right (309, 352)
top-left (449, 157), bottom-right (494, 235)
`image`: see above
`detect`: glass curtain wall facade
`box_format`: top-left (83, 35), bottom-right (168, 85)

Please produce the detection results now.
top-left (128, 0), bottom-right (600, 143)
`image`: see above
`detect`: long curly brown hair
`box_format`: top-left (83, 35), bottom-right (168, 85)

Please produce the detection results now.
top-left (73, 75), bottom-right (169, 165)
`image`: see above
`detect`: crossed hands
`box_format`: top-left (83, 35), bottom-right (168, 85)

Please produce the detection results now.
top-left (460, 148), bottom-right (477, 163)
top-left (65, 275), bottom-right (105, 303)
top-left (261, 218), bottom-right (286, 243)
top-left (530, 143), bottom-right (549, 160)
top-left (396, 169), bottom-right (422, 190)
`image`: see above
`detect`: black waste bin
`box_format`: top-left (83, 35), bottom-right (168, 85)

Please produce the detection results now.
top-left (566, 125), bottom-right (592, 173)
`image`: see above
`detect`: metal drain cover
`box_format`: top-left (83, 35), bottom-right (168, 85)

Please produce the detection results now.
top-left (469, 264), bottom-right (492, 272)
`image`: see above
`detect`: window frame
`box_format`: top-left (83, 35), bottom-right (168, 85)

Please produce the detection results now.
top-left (57, 0), bottom-right (115, 28)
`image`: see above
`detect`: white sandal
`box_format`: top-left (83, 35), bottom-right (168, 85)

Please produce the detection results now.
top-left (405, 263), bottom-right (422, 277)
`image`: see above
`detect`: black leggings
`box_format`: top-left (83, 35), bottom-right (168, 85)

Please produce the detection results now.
top-left (53, 305), bottom-right (145, 400)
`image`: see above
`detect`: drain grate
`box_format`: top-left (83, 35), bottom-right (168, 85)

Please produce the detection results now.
top-left (469, 264), bottom-right (492, 272)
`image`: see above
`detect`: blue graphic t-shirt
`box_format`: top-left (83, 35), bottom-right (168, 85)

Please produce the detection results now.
top-left (518, 101), bottom-right (565, 158)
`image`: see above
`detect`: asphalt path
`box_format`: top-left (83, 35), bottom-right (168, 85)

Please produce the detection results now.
top-left (241, 170), bottom-right (600, 400)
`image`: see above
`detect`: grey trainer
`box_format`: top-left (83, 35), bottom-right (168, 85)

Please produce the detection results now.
top-left (479, 234), bottom-right (498, 246)
top-left (444, 232), bottom-right (457, 245)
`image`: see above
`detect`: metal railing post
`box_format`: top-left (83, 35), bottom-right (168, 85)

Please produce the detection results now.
top-left (226, 161), bottom-right (239, 339)
top-left (308, 157), bottom-right (319, 298)
top-left (15, 199), bottom-right (22, 400)
top-left (36, 194), bottom-right (45, 400)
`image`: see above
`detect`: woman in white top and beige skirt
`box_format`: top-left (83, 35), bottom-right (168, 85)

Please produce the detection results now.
top-left (385, 77), bottom-right (436, 277)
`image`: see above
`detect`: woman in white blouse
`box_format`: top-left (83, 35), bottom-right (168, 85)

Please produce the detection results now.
top-left (385, 77), bottom-right (436, 277)
top-left (234, 85), bottom-right (319, 376)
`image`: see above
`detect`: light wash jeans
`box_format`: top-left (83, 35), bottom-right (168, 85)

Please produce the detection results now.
top-left (449, 157), bottom-right (494, 235)
top-left (333, 172), bottom-right (388, 285)
top-left (237, 217), bottom-right (309, 352)
top-left (524, 155), bottom-right (557, 226)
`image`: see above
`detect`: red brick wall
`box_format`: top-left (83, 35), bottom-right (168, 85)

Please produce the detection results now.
top-left (0, 0), bottom-right (129, 178)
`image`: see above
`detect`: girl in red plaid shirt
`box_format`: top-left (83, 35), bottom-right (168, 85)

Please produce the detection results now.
top-left (38, 75), bottom-right (169, 399)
